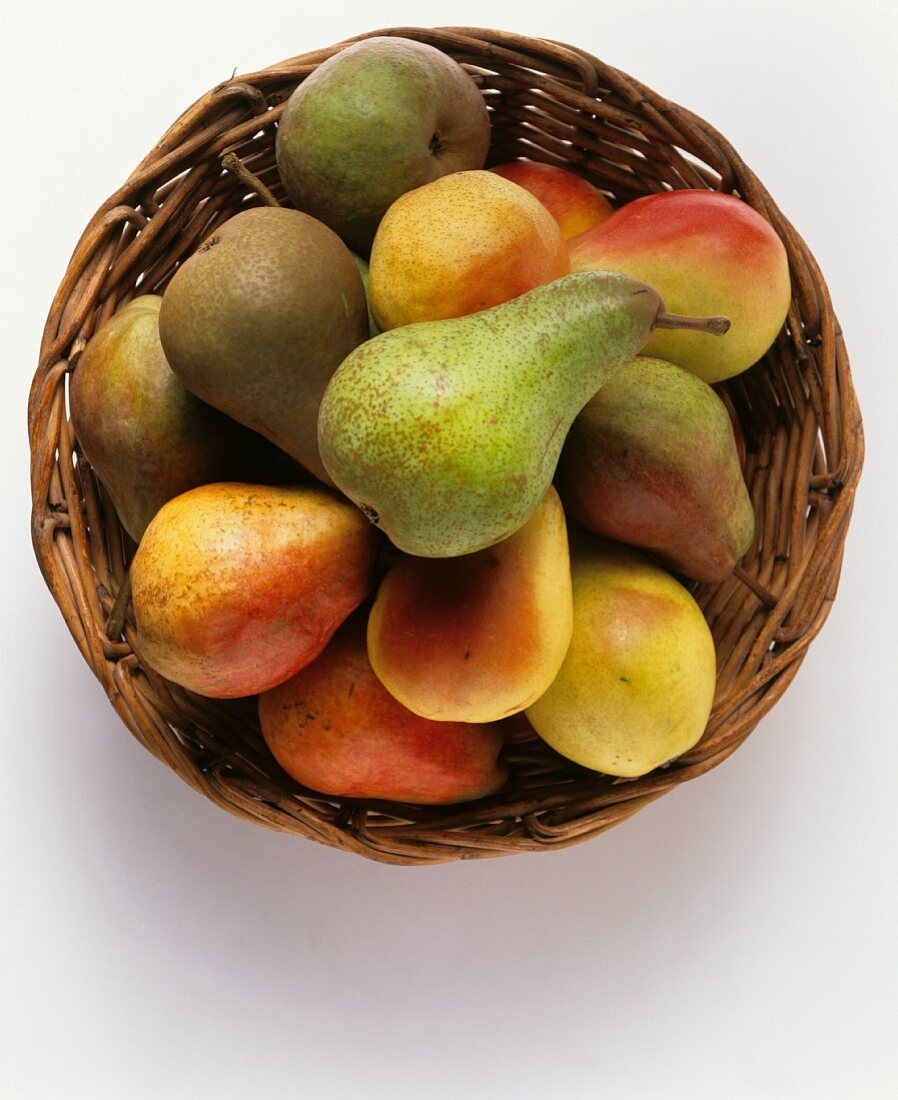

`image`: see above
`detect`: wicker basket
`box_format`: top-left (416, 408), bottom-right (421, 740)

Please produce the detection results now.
top-left (29, 27), bottom-right (864, 865)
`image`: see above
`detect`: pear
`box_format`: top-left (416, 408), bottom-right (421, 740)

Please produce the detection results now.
top-left (70, 295), bottom-right (288, 541)
top-left (318, 270), bottom-right (729, 557)
top-left (368, 169), bottom-right (569, 330)
top-left (556, 356), bottom-right (755, 582)
top-left (525, 535), bottom-right (716, 778)
top-left (259, 613), bottom-right (507, 805)
top-left (569, 189), bottom-right (791, 383)
top-left (158, 207), bottom-right (368, 485)
top-left (275, 37), bottom-right (491, 255)
top-left (131, 483), bottom-right (379, 698)
top-left (490, 160), bottom-right (615, 240)
top-left (367, 486), bottom-right (573, 723)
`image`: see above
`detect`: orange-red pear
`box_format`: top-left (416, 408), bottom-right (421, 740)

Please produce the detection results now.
top-left (367, 487), bottom-right (572, 722)
top-left (131, 483), bottom-right (379, 698)
top-left (259, 615), bottom-right (507, 805)
top-left (569, 189), bottom-right (790, 382)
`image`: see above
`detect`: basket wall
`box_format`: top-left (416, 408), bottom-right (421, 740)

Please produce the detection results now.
top-left (28, 27), bottom-right (864, 865)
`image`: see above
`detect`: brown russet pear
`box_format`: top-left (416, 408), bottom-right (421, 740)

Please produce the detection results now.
top-left (158, 207), bottom-right (368, 485)
top-left (526, 536), bottom-right (716, 778)
top-left (131, 483), bottom-right (379, 698)
top-left (70, 295), bottom-right (286, 541)
top-left (319, 270), bottom-right (729, 558)
top-left (367, 486), bottom-right (573, 723)
top-left (259, 613), bottom-right (507, 805)
top-left (556, 356), bottom-right (755, 582)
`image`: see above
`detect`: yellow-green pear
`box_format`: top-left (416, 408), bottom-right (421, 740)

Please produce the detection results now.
top-left (526, 535), bottom-right (716, 777)
top-left (275, 36), bottom-right (491, 255)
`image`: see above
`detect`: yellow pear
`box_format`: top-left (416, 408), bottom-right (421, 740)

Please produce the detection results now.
top-left (367, 487), bottom-right (573, 722)
top-left (526, 535), bottom-right (716, 777)
top-left (368, 170), bottom-right (569, 330)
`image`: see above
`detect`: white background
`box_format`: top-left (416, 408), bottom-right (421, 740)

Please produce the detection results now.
top-left (2, 2), bottom-right (896, 1097)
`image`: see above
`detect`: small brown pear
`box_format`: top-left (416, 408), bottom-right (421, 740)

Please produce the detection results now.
top-left (158, 207), bottom-right (368, 485)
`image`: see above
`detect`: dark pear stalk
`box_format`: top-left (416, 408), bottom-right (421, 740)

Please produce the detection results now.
top-left (656, 312), bottom-right (730, 336)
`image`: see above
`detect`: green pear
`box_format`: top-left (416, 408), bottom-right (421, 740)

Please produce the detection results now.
top-left (69, 295), bottom-right (289, 541)
top-left (318, 271), bottom-right (729, 557)
top-left (275, 36), bottom-right (491, 255)
top-left (525, 535), bottom-right (716, 778)
top-left (158, 207), bottom-right (368, 485)
top-left (556, 356), bottom-right (755, 582)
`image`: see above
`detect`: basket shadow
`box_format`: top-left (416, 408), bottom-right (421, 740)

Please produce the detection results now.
top-left (63, 682), bottom-right (785, 1014)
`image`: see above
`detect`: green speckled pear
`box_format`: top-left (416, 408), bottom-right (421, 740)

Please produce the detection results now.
top-left (318, 271), bottom-right (729, 557)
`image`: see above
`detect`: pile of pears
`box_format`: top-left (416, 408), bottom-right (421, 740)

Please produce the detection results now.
top-left (72, 37), bottom-right (791, 805)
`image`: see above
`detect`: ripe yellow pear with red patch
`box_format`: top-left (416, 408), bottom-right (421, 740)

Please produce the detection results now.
top-left (367, 487), bottom-right (572, 723)
top-left (259, 614), bottom-right (507, 805)
top-left (569, 189), bottom-right (791, 383)
top-left (526, 535), bottom-right (716, 777)
top-left (131, 483), bottom-right (379, 698)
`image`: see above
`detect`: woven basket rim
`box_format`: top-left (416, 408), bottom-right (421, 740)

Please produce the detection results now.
top-left (29, 26), bottom-right (864, 865)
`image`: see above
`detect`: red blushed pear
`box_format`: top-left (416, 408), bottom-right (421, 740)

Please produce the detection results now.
top-left (556, 357), bottom-right (755, 583)
top-left (367, 487), bottom-right (573, 723)
top-left (568, 189), bottom-right (791, 383)
top-left (131, 483), bottom-right (379, 698)
top-left (69, 294), bottom-right (304, 542)
top-left (491, 160), bottom-right (614, 239)
top-left (258, 615), bottom-right (507, 805)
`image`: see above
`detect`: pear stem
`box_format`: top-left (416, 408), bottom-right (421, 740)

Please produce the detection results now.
top-left (655, 311), bottom-right (731, 336)
top-left (105, 566), bottom-right (133, 640)
top-left (221, 152), bottom-right (281, 208)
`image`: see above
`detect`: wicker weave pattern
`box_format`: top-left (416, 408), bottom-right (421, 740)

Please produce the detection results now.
top-left (29, 27), bottom-right (864, 864)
